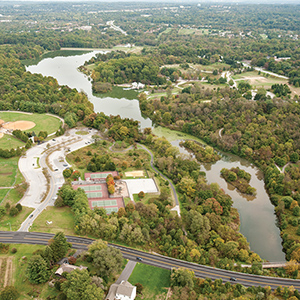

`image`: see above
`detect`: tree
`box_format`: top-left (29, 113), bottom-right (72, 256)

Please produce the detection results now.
top-left (0, 286), bottom-right (19, 300)
top-left (93, 247), bottom-right (123, 277)
top-left (135, 283), bottom-right (144, 295)
top-left (48, 232), bottom-right (70, 262)
top-left (0, 206), bottom-right (6, 220)
top-left (138, 191), bottom-right (145, 199)
top-left (26, 255), bottom-right (49, 284)
top-left (170, 268), bottom-right (194, 289)
top-left (88, 239), bottom-right (108, 257)
top-left (61, 269), bottom-right (104, 300)
top-left (15, 203), bottom-right (22, 212)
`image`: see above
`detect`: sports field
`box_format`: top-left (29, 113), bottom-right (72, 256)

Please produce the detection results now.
top-left (0, 112), bottom-right (62, 134)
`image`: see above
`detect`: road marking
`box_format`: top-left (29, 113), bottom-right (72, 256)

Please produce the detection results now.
top-left (3, 235), bottom-right (300, 288)
top-left (120, 250), bottom-right (300, 288)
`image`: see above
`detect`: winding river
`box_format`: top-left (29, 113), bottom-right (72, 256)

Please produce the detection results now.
top-left (25, 51), bottom-right (285, 261)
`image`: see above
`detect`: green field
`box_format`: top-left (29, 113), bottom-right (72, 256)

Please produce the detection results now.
top-left (0, 156), bottom-right (20, 187)
top-left (0, 112), bottom-right (62, 134)
top-left (153, 126), bottom-right (207, 144)
top-left (129, 264), bottom-right (170, 300)
top-left (29, 206), bottom-right (76, 235)
top-left (0, 134), bottom-right (25, 149)
top-left (194, 62), bottom-right (231, 71)
top-left (0, 206), bottom-right (33, 231)
top-left (0, 244), bottom-right (58, 300)
top-left (232, 71), bottom-right (287, 88)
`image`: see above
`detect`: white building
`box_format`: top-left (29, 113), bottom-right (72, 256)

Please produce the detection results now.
top-left (106, 280), bottom-right (136, 300)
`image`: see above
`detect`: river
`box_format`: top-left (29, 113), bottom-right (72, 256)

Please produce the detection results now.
top-left (25, 50), bottom-right (285, 261)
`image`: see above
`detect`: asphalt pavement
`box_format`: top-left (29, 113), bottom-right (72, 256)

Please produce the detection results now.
top-left (1, 231), bottom-right (300, 291)
top-left (18, 128), bottom-right (98, 232)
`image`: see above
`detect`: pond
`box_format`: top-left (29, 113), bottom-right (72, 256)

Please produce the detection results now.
top-left (26, 51), bottom-right (285, 261)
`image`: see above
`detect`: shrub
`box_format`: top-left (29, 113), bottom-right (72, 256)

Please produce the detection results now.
top-left (9, 207), bottom-right (19, 217)
top-left (0, 286), bottom-right (19, 300)
top-left (68, 256), bottom-right (77, 265)
top-left (138, 191), bottom-right (145, 199)
top-left (16, 203), bottom-right (22, 212)
top-left (11, 247), bottom-right (17, 254)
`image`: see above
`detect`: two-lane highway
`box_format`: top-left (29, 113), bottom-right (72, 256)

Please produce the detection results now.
top-left (1, 231), bottom-right (300, 290)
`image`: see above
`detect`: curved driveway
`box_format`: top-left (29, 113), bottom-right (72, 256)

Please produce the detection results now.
top-left (18, 128), bottom-right (98, 231)
top-left (1, 231), bottom-right (299, 290)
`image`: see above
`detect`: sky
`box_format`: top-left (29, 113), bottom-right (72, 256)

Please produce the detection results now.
top-left (1, 0), bottom-right (300, 3)
top-left (2, 0), bottom-right (300, 2)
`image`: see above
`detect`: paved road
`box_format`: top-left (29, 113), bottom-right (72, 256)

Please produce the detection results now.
top-left (1, 231), bottom-right (300, 290)
top-left (18, 128), bottom-right (98, 232)
top-left (116, 260), bottom-right (136, 284)
top-left (138, 144), bottom-right (181, 216)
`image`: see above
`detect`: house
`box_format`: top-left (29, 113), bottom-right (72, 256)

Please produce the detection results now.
top-left (106, 281), bottom-right (136, 300)
top-left (55, 263), bottom-right (87, 276)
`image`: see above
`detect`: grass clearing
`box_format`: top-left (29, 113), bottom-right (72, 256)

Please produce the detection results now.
top-left (75, 130), bottom-right (89, 135)
top-left (232, 70), bottom-right (288, 89)
top-left (0, 156), bottom-right (20, 187)
top-left (0, 206), bottom-right (33, 231)
top-left (153, 126), bottom-right (207, 144)
top-left (194, 62), bottom-right (231, 72)
top-left (0, 134), bottom-right (25, 149)
top-left (129, 264), bottom-right (170, 300)
top-left (0, 244), bottom-right (55, 300)
top-left (30, 206), bottom-right (76, 235)
top-left (0, 112), bottom-right (62, 135)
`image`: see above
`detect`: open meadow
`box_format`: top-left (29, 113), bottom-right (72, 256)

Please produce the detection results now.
top-left (232, 71), bottom-right (287, 89)
top-left (129, 264), bottom-right (171, 300)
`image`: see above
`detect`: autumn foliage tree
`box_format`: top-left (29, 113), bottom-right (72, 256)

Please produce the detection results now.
top-left (106, 174), bottom-right (115, 195)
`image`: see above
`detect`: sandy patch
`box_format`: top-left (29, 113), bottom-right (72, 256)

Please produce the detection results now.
top-left (0, 119), bottom-right (4, 125)
top-left (0, 133), bottom-right (3, 139)
top-left (125, 170), bottom-right (144, 177)
top-left (2, 121), bottom-right (35, 130)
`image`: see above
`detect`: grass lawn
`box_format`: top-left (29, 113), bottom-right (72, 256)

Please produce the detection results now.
top-left (0, 112), bottom-right (62, 135)
top-left (0, 134), bottom-right (25, 149)
top-left (0, 243), bottom-right (59, 300)
top-left (194, 62), bottom-right (231, 71)
top-left (232, 70), bottom-right (287, 88)
top-left (178, 28), bottom-right (196, 35)
top-left (158, 28), bottom-right (173, 37)
top-left (153, 126), bottom-right (207, 144)
top-left (0, 189), bottom-right (10, 202)
top-left (29, 206), bottom-right (76, 235)
top-left (0, 206), bottom-right (33, 231)
top-left (0, 156), bottom-right (20, 187)
top-left (75, 130), bottom-right (89, 135)
top-left (129, 264), bottom-right (170, 300)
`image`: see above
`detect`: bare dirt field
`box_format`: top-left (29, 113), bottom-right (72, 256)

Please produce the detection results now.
top-left (0, 133), bottom-right (3, 139)
top-left (125, 170), bottom-right (144, 177)
top-left (0, 119), bottom-right (4, 125)
top-left (2, 121), bottom-right (36, 130)
top-left (0, 257), bottom-right (14, 288)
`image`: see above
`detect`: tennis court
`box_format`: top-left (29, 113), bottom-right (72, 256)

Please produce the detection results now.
top-left (87, 191), bottom-right (103, 198)
top-left (81, 185), bottom-right (102, 192)
top-left (91, 172), bottom-right (113, 179)
top-left (91, 200), bottom-right (117, 207)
